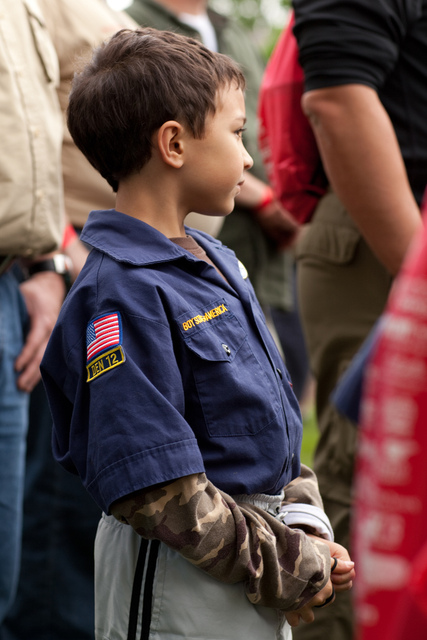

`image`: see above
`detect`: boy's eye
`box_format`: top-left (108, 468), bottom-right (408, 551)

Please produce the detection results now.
top-left (235, 127), bottom-right (246, 139)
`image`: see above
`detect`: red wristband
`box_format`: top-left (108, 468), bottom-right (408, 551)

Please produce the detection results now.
top-left (253, 186), bottom-right (275, 213)
top-left (61, 223), bottom-right (78, 250)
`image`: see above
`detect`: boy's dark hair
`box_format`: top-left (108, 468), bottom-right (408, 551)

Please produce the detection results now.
top-left (67, 27), bottom-right (246, 192)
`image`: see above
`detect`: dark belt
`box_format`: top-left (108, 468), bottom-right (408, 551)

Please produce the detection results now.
top-left (0, 255), bottom-right (15, 277)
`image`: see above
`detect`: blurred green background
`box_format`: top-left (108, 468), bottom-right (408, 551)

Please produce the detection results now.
top-left (301, 407), bottom-right (318, 468)
top-left (209, 0), bottom-right (291, 59)
top-left (108, 0), bottom-right (292, 59)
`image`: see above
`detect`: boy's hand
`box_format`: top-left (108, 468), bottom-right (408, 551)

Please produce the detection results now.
top-left (16, 271), bottom-right (65, 392)
top-left (309, 537), bottom-right (355, 592)
top-left (284, 578), bottom-right (335, 627)
top-left (285, 539), bottom-right (355, 628)
top-left (234, 172), bottom-right (300, 249)
top-left (253, 199), bottom-right (300, 249)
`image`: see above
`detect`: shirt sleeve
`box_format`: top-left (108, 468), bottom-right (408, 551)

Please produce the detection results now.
top-left (292, 0), bottom-right (421, 91)
top-left (111, 472), bottom-right (331, 611)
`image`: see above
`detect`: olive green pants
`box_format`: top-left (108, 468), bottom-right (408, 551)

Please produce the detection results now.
top-left (293, 192), bottom-right (392, 640)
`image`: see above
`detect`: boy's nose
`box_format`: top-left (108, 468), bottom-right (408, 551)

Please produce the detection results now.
top-left (243, 146), bottom-right (253, 171)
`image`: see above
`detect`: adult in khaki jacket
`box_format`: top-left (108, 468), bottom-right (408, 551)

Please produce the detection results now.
top-left (0, 0), bottom-right (64, 627)
top-left (2, 2), bottom-right (135, 638)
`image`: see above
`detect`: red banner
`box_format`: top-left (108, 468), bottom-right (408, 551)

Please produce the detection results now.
top-left (355, 212), bottom-right (427, 638)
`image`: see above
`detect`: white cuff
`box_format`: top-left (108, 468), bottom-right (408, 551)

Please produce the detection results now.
top-left (276, 503), bottom-right (334, 541)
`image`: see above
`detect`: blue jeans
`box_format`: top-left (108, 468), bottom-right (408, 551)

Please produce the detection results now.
top-left (2, 380), bottom-right (101, 640)
top-left (271, 268), bottom-right (310, 401)
top-left (0, 273), bottom-right (29, 624)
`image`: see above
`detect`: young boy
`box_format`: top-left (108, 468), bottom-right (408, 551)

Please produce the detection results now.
top-left (41, 27), bottom-right (354, 640)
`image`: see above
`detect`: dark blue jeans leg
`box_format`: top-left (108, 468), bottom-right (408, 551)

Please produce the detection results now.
top-left (2, 381), bottom-right (101, 640)
top-left (271, 269), bottom-right (310, 401)
top-left (0, 273), bottom-right (29, 626)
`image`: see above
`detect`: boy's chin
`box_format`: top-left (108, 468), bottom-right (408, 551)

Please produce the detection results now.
top-left (195, 210), bottom-right (232, 218)
top-left (184, 211), bottom-right (226, 236)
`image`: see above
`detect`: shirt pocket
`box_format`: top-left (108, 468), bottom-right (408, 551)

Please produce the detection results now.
top-left (296, 191), bottom-right (361, 266)
top-left (23, 0), bottom-right (59, 86)
top-left (296, 223), bottom-right (361, 266)
top-left (177, 300), bottom-right (280, 437)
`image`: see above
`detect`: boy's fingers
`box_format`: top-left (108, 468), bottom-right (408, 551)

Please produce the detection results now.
top-left (284, 611), bottom-right (301, 627)
top-left (285, 606), bottom-right (315, 627)
top-left (314, 587), bottom-right (335, 608)
top-left (332, 570), bottom-right (355, 582)
top-left (332, 557), bottom-right (355, 574)
top-left (331, 556), bottom-right (355, 592)
top-left (298, 608), bottom-right (315, 624)
top-left (333, 580), bottom-right (353, 593)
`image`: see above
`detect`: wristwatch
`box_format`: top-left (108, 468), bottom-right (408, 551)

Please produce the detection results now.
top-left (27, 254), bottom-right (73, 291)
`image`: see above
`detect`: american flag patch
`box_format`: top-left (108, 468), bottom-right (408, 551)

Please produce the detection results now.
top-left (86, 312), bottom-right (122, 362)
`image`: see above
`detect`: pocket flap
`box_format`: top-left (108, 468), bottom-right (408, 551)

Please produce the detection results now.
top-left (177, 300), bottom-right (245, 363)
top-left (23, 0), bottom-right (59, 85)
top-left (296, 223), bottom-right (361, 265)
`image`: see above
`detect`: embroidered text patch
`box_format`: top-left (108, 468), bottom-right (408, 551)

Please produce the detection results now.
top-left (181, 303), bottom-right (228, 331)
top-left (86, 346), bottom-right (126, 382)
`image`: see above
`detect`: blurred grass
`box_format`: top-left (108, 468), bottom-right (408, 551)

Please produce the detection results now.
top-left (300, 405), bottom-right (319, 468)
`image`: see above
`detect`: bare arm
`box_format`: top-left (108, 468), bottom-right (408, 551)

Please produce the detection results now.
top-left (63, 234), bottom-right (89, 281)
top-left (16, 269), bottom-right (65, 392)
top-left (235, 171), bottom-right (300, 248)
top-left (302, 84), bottom-right (422, 275)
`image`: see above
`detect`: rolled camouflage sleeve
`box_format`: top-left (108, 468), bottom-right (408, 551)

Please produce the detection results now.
top-left (282, 464), bottom-right (324, 508)
top-left (111, 472), bottom-right (330, 611)
top-left (279, 465), bottom-right (334, 541)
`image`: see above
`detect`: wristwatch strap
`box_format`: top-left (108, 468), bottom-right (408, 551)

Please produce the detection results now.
top-left (27, 254), bottom-right (73, 291)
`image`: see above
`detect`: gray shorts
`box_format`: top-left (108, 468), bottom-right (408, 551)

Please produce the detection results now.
top-left (95, 505), bottom-right (292, 640)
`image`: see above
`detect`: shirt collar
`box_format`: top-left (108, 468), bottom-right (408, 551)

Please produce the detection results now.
top-left (80, 208), bottom-right (224, 267)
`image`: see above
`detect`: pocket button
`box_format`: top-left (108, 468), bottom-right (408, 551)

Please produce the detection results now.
top-left (221, 343), bottom-right (231, 357)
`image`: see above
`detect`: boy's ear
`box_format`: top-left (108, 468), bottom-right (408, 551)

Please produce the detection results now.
top-left (156, 121), bottom-right (185, 168)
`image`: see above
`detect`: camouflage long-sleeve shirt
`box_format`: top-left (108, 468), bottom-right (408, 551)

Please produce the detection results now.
top-left (111, 465), bottom-right (331, 611)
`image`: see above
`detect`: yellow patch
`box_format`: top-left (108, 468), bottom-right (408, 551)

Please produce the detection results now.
top-left (86, 346), bottom-right (126, 382)
top-left (182, 303), bottom-right (228, 331)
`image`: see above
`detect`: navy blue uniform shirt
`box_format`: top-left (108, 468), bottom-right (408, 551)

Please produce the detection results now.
top-left (41, 210), bottom-right (302, 514)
